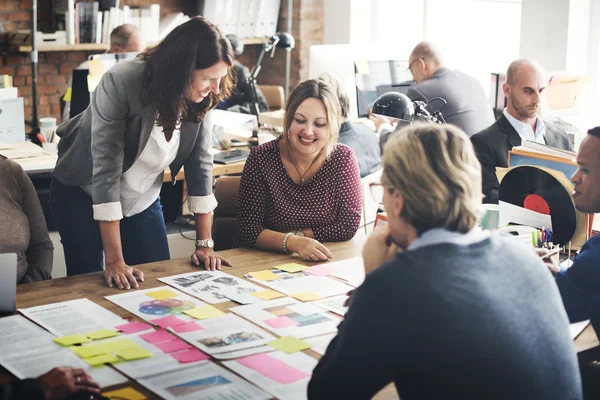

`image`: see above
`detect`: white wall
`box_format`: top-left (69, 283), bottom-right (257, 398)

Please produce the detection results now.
top-left (323, 0), bottom-right (351, 44)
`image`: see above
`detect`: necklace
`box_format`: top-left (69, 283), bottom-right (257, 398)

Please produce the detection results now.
top-left (286, 142), bottom-right (322, 185)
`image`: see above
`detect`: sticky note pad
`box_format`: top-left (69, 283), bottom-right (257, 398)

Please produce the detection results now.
top-left (150, 315), bottom-right (187, 329)
top-left (170, 348), bottom-right (210, 364)
top-left (237, 353), bottom-right (309, 384)
top-left (249, 270), bottom-right (280, 281)
top-left (84, 353), bottom-right (120, 367)
top-left (183, 306), bottom-right (226, 320)
top-left (62, 87), bottom-right (72, 102)
top-left (99, 339), bottom-right (139, 352)
top-left (116, 347), bottom-right (153, 361)
top-left (115, 321), bottom-right (153, 334)
top-left (267, 336), bottom-right (312, 354)
top-left (53, 334), bottom-right (92, 346)
top-left (274, 263), bottom-right (307, 273)
top-left (84, 329), bottom-right (121, 340)
top-left (264, 316), bottom-right (300, 329)
top-left (154, 338), bottom-right (193, 353)
top-left (291, 292), bottom-right (322, 302)
top-left (146, 289), bottom-right (178, 300)
top-left (251, 290), bottom-right (285, 301)
top-left (139, 329), bottom-right (174, 344)
top-left (102, 387), bottom-right (147, 400)
top-left (70, 344), bottom-right (108, 359)
top-left (171, 321), bottom-right (203, 333)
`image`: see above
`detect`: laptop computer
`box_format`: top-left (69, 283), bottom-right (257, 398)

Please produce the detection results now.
top-left (0, 253), bottom-right (17, 316)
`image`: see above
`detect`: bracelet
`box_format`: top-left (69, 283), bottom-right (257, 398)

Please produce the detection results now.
top-left (283, 232), bottom-right (294, 254)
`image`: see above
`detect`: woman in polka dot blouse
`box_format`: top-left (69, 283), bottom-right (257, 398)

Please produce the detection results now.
top-left (236, 79), bottom-right (362, 261)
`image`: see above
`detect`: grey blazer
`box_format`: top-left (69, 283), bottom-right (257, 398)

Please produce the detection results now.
top-left (55, 58), bottom-right (213, 206)
top-left (407, 67), bottom-right (495, 136)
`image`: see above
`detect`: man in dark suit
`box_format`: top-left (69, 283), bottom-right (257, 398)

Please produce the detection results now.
top-left (471, 58), bottom-right (574, 204)
top-left (407, 42), bottom-right (494, 136)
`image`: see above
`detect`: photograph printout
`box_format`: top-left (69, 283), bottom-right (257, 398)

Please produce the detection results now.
top-left (230, 298), bottom-right (342, 338)
top-left (137, 361), bottom-right (270, 400)
top-left (158, 270), bottom-right (265, 304)
top-left (311, 295), bottom-right (349, 316)
top-left (245, 270), bottom-right (353, 299)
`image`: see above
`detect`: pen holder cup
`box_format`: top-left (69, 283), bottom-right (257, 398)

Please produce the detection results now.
top-left (42, 142), bottom-right (58, 153)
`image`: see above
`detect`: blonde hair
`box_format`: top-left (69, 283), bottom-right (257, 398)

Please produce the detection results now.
top-left (381, 123), bottom-right (482, 235)
top-left (317, 73), bottom-right (349, 119)
top-left (283, 79), bottom-right (342, 158)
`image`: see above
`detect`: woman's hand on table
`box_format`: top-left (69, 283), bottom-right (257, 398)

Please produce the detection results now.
top-left (191, 248), bottom-right (232, 271)
top-left (105, 260), bottom-right (144, 289)
top-left (287, 236), bottom-right (332, 261)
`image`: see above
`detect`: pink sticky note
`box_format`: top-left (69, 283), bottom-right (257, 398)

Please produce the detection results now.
top-left (171, 321), bottom-right (204, 333)
top-left (154, 338), bottom-right (193, 353)
top-left (264, 316), bottom-right (300, 329)
top-left (139, 329), bottom-right (175, 344)
top-left (150, 315), bottom-right (187, 329)
top-left (305, 264), bottom-right (339, 277)
top-left (238, 353), bottom-right (309, 384)
top-left (115, 321), bottom-right (153, 334)
top-left (170, 348), bottom-right (210, 363)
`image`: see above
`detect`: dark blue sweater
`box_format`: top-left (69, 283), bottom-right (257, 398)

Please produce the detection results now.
top-left (308, 235), bottom-right (582, 400)
top-left (555, 234), bottom-right (600, 329)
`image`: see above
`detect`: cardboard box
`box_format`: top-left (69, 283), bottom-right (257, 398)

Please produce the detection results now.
top-left (546, 75), bottom-right (590, 110)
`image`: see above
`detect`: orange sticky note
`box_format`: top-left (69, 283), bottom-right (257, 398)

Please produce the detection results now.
top-left (291, 292), bottom-right (322, 302)
top-left (249, 270), bottom-right (280, 281)
top-left (102, 387), bottom-right (147, 400)
top-left (251, 290), bottom-right (285, 301)
top-left (146, 289), bottom-right (178, 300)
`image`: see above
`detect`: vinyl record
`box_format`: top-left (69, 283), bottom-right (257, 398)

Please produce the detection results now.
top-left (499, 166), bottom-right (576, 245)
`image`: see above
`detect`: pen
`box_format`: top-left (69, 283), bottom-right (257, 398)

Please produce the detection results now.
top-left (36, 133), bottom-right (45, 143)
top-left (540, 247), bottom-right (563, 260)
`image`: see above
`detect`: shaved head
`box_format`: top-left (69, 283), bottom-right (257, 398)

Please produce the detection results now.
top-left (408, 41), bottom-right (444, 83)
top-left (410, 41), bottom-right (444, 67)
top-left (506, 58), bottom-right (545, 86)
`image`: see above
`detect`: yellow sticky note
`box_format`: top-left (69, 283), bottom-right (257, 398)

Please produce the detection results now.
top-left (84, 353), bottom-right (120, 367)
top-left (88, 58), bottom-right (105, 76)
top-left (99, 339), bottom-right (139, 352)
top-left (183, 305), bottom-right (226, 320)
top-left (53, 334), bottom-right (92, 346)
top-left (291, 292), bottom-right (322, 302)
top-left (146, 289), bottom-right (178, 300)
top-left (103, 387), bottom-right (147, 400)
top-left (274, 263), bottom-right (308, 273)
top-left (115, 347), bottom-right (153, 361)
top-left (251, 289), bottom-right (285, 301)
top-left (249, 270), bottom-right (280, 281)
top-left (62, 87), bottom-right (72, 102)
top-left (70, 344), bottom-right (108, 358)
top-left (87, 74), bottom-right (101, 92)
top-left (267, 336), bottom-right (312, 354)
top-left (84, 329), bottom-right (121, 340)
top-left (355, 60), bottom-right (370, 75)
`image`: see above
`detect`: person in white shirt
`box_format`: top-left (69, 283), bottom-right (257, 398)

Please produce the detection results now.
top-left (470, 58), bottom-right (573, 204)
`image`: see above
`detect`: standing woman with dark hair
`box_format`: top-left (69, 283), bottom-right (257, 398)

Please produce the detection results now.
top-left (50, 17), bottom-right (234, 289)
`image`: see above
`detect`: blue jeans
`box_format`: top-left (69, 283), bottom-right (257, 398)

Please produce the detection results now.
top-left (50, 178), bottom-right (170, 276)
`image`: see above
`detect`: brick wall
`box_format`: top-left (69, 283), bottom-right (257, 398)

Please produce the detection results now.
top-left (0, 0), bottom-right (323, 125)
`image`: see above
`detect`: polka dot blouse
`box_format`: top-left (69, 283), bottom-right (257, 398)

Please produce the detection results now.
top-left (236, 136), bottom-right (363, 248)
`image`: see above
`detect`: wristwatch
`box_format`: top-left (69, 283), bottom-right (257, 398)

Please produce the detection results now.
top-left (195, 239), bottom-right (214, 249)
top-left (295, 229), bottom-right (305, 237)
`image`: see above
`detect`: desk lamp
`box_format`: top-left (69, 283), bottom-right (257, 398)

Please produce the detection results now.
top-left (371, 92), bottom-right (415, 122)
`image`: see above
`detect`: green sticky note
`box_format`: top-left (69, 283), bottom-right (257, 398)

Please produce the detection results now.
top-left (267, 336), bottom-right (312, 354)
top-left (53, 334), bottom-right (92, 346)
top-left (116, 347), bottom-right (153, 361)
top-left (62, 87), bottom-right (72, 102)
top-left (84, 353), bottom-right (120, 367)
top-left (85, 329), bottom-right (121, 340)
top-left (146, 289), bottom-right (178, 300)
top-left (274, 263), bottom-right (308, 273)
top-left (99, 339), bottom-right (139, 352)
top-left (70, 344), bottom-right (108, 358)
top-left (183, 306), bottom-right (226, 320)
top-left (249, 270), bottom-right (280, 281)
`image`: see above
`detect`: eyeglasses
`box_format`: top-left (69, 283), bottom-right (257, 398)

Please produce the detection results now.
top-left (407, 57), bottom-right (424, 75)
top-left (369, 182), bottom-right (388, 205)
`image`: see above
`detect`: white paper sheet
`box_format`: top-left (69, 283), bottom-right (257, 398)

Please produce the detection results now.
top-left (19, 298), bottom-right (127, 337)
top-left (305, 333), bottom-right (336, 356)
top-left (245, 270), bottom-right (354, 299)
top-left (158, 270), bottom-right (264, 304)
top-left (570, 320), bottom-right (590, 340)
top-left (171, 314), bottom-right (276, 356)
top-left (327, 257), bottom-right (366, 288)
top-left (311, 295), bottom-right (349, 316)
top-left (222, 351), bottom-right (318, 400)
top-left (230, 298), bottom-right (342, 339)
top-left (105, 286), bottom-right (206, 324)
top-left (499, 201), bottom-right (553, 231)
top-left (137, 361), bottom-right (270, 400)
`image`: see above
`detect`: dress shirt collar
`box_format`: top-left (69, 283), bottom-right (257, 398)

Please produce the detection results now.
top-left (502, 108), bottom-right (546, 144)
top-left (407, 227), bottom-right (489, 252)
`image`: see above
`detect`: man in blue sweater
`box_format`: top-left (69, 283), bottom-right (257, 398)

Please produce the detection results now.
top-left (308, 124), bottom-right (581, 400)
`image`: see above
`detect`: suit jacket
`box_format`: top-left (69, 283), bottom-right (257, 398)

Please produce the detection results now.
top-left (407, 67), bottom-right (495, 136)
top-left (55, 58), bottom-right (214, 206)
top-left (338, 121), bottom-right (381, 178)
top-left (471, 114), bottom-right (574, 204)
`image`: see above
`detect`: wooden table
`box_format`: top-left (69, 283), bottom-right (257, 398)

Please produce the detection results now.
top-left (162, 160), bottom-right (247, 183)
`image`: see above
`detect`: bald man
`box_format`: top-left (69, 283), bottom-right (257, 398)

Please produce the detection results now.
top-left (471, 58), bottom-right (573, 204)
top-left (407, 41), bottom-right (494, 136)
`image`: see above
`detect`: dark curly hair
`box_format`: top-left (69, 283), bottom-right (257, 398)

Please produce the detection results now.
top-left (138, 16), bottom-right (234, 135)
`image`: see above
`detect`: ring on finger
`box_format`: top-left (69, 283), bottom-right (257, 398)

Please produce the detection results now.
top-left (75, 376), bottom-right (82, 384)
top-left (310, 253), bottom-right (315, 258)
